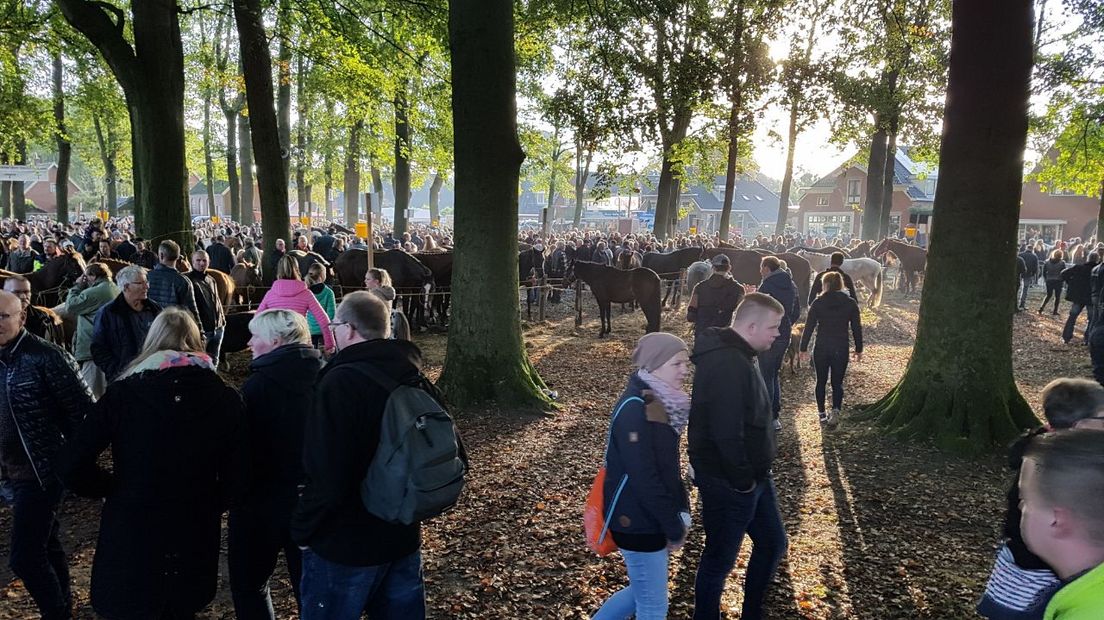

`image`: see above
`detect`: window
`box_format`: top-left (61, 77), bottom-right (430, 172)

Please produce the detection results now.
top-left (1049, 189), bottom-right (1081, 197)
top-left (816, 196), bottom-right (829, 207)
top-left (49, 183), bottom-right (56, 193)
top-left (805, 213), bottom-right (853, 236)
top-left (846, 180), bottom-right (860, 204)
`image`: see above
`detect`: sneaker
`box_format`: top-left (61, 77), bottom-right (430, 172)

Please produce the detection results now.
top-left (773, 419), bottom-right (782, 431)
top-left (818, 412), bottom-right (828, 424)
top-left (827, 409), bottom-right (840, 428)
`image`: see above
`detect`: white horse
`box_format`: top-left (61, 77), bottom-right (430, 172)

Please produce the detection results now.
top-left (686, 260), bottom-right (713, 296)
top-left (797, 251), bottom-right (884, 308)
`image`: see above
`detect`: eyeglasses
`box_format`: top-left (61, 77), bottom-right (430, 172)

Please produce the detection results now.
top-left (328, 320), bottom-right (349, 333)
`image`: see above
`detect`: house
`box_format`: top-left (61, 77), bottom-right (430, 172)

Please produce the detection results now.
top-left (188, 179), bottom-right (230, 217)
top-left (639, 174), bottom-right (783, 234)
top-left (798, 147), bottom-right (937, 239)
top-left (22, 163), bottom-right (83, 214)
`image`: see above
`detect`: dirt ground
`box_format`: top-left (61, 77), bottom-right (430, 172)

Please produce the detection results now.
top-left (0, 281), bottom-right (1093, 619)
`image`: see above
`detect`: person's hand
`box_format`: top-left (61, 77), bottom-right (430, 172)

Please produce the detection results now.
top-left (667, 527), bottom-right (688, 552)
top-left (742, 284), bottom-right (758, 294)
top-left (799, 351), bottom-right (810, 364)
top-left (853, 351), bottom-right (862, 363)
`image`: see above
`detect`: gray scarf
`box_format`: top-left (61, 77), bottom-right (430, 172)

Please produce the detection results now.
top-left (637, 369), bottom-right (691, 435)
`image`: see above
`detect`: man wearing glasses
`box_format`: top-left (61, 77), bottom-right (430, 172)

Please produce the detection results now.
top-left (3, 276), bottom-right (65, 347)
top-left (90, 265), bottom-right (162, 382)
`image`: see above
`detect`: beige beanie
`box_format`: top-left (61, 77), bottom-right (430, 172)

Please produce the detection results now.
top-left (632, 332), bottom-right (688, 372)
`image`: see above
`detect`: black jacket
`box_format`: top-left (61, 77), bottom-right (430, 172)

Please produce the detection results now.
top-left (205, 242), bottom-right (235, 273)
top-left (1061, 262), bottom-right (1095, 305)
top-left (1092, 263), bottom-right (1104, 305)
top-left (90, 295), bottom-right (163, 381)
top-left (115, 240), bottom-right (137, 263)
top-left (24, 305), bottom-right (65, 347)
top-left (0, 330), bottom-right (93, 487)
top-left (688, 328), bottom-right (776, 491)
top-left (809, 266), bottom-right (858, 305)
top-left (687, 273), bottom-right (744, 337)
top-left (291, 338), bottom-right (423, 566)
top-left (758, 268), bottom-right (800, 337)
top-left (58, 365), bottom-right (247, 620)
top-left (800, 291), bottom-right (864, 353)
top-left (1043, 257), bottom-right (1066, 281)
top-left (1019, 250), bottom-right (1039, 278)
top-left (603, 374), bottom-right (689, 543)
top-left (239, 343), bottom-right (321, 520)
top-left (184, 270), bottom-right (225, 331)
top-left (147, 264), bottom-right (200, 325)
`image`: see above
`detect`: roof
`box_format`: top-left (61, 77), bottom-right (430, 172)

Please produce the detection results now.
top-left (190, 179), bottom-right (230, 196)
top-left (687, 176), bottom-right (782, 223)
top-left (806, 147), bottom-right (937, 200)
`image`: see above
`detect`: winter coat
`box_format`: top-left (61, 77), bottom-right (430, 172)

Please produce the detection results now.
top-left (114, 240), bottom-right (137, 263)
top-left (688, 328), bottom-right (776, 491)
top-left (291, 338), bottom-right (423, 567)
top-left (306, 283), bottom-right (336, 337)
top-left (603, 374), bottom-right (690, 543)
top-left (65, 280), bottom-right (120, 362)
top-left (0, 330), bottom-right (93, 487)
top-left (257, 279), bottom-right (334, 351)
top-left (184, 270), bottom-right (225, 332)
top-left (800, 290), bottom-right (864, 353)
top-left (1043, 258), bottom-right (1066, 282)
top-left (687, 273), bottom-right (744, 337)
top-left (90, 295), bottom-right (163, 381)
top-left (205, 242), bottom-right (235, 273)
top-left (809, 266), bottom-right (858, 305)
top-left (240, 343), bottom-right (321, 520)
top-left (147, 264), bottom-right (201, 325)
top-left (758, 268), bottom-right (801, 336)
top-left (7, 249), bottom-right (39, 274)
top-left (1020, 250), bottom-right (1039, 278)
top-left (57, 365), bottom-right (247, 620)
top-left (1061, 262), bottom-right (1095, 305)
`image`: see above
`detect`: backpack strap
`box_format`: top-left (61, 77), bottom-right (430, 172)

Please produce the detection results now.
top-left (604, 396), bottom-right (644, 466)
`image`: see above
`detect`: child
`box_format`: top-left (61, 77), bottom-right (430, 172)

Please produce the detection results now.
top-left (1019, 429), bottom-right (1104, 619)
top-left (978, 378), bottom-right (1104, 619)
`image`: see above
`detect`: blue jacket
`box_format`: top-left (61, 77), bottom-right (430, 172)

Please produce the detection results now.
top-left (147, 263), bottom-right (201, 325)
top-left (758, 268), bottom-right (800, 335)
top-left (90, 295), bottom-right (163, 381)
top-left (602, 374), bottom-right (689, 542)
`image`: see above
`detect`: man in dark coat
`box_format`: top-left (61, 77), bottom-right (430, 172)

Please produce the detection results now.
top-left (756, 256), bottom-right (801, 429)
top-left (808, 252), bottom-right (858, 304)
top-left (0, 290), bottom-right (93, 620)
top-left (686, 253), bottom-right (744, 339)
top-left (114, 234), bottom-right (137, 263)
top-left (185, 250), bottom-right (226, 366)
top-left (688, 293), bottom-right (787, 620)
top-left (205, 235), bottom-right (235, 273)
top-left (1061, 253), bottom-right (1098, 344)
top-left (1018, 245), bottom-right (1039, 311)
top-left (90, 265), bottom-right (163, 381)
top-left (147, 240), bottom-right (201, 327)
top-left (2, 276), bottom-right (65, 347)
top-left (292, 291), bottom-right (426, 617)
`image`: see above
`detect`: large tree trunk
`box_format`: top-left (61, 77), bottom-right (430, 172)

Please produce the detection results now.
top-left (371, 165), bottom-right (384, 217)
top-left (860, 0), bottom-right (1038, 452)
top-left (235, 0), bottom-right (290, 283)
top-left (439, 0), bottom-right (549, 409)
top-left (276, 0), bottom-right (292, 183)
top-left (343, 118), bottom-right (362, 225)
top-left (53, 52), bottom-right (71, 224)
top-left (879, 129), bottom-right (898, 239)
top-left (393, 80), bottom-right (410, 235)
top-left (861, 127), bottom-right (887, 240)
top-left (238, 111), bottom-right (254, 225)
top-left (429, 172), bottom-right (443, 225)
top-left (654, 155), bottom-right (677, 239)
top-left (224, 109), bottom-right (240, 222)
top-left (719, 100), bottom-right (740, 239)
top-left (776, 100), bottom-right (800, 236)
top-left (93, 115), bottom-right (118, 217)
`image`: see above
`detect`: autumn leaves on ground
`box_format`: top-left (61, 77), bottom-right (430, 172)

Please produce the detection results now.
top-left (0, 286), bottom-right (1087, 619)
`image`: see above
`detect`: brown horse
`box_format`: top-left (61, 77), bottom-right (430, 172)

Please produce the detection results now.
top-left (0, 252), bottom-right (86, 307)
top-left (703, 248), bottom-right (813, 311)
top-left (848, 240), bottom-right (873, 258)
top-left (229, 263), bottom-right (264, 307)
top-left (873, 238), bottom-right (927, 293)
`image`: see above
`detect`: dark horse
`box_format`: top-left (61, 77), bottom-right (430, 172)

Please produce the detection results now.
top-left (704, 247), bottom-right (813, 312)
top-left (333, 248), bottom-right (434, 327)
top-left (566, 261), bottom-right (661, 337)
top-left (415, 251), bottom-right (453, 326)
top-left (0, 251), bottom-right (86, 307)
top-left (873, 238), bottom-right (927, 293)
top-left (640, 246), bottom-right (703, 307)
top-left (848, 240), bottom-right (873, 259)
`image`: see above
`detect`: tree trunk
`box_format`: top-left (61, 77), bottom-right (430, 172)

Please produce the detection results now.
top-left (572, 141), bottom-right (591, 228)
top-left (862, 127), bottom-right (887, 239)
top-left (235, 0), bottom-right (290, 283)
top-left (393, 79), bottom-right (410, 235)
top-left (343, 118), bottom-right (362, 225)
top-left (295, 51), bottom-right (308, 220)
top-left (719, 100), bottom-right (740, 239)
top-left (879, 129), bottom-right (898, 239)
top-left (53, 52), bottom-right (71, 224)
top-left (93, 115), bottom-right (118, 217)
top-left (776, 99), bottom-right (800, 236)
top-left (371, 165), bottom-right (384, 217)
top-left (203, 91), bottom-right (216, 218)
top-left (12, 140), bottom-right (26, 221)
top-left (224, 109), bottom-right (240, 222)
top-left (238, 111), bottom-right (254, 225)
top-left (276, 0), bottom-right (292, 183)
top-left (860, 0), bottom-right (1038, 452)
top-left (654, 155), bottom-right (677, 239)
top-left (429, 172), bottom-right (443, 225)
top-left (438, 0), bottom-right (549, 409)
top-left (545, 127), bottom-right (560, 236)
top-left (324, 153), bottom-right (334, 222)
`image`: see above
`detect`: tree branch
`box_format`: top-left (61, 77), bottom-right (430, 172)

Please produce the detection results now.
top-left (56, 0), bottom-right (138, 87)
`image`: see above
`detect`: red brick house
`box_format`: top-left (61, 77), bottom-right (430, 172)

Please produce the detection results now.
top-left (1018, 181), bottom-right (1099, 242)
top-left (24, 164), bottom-right (83, 214)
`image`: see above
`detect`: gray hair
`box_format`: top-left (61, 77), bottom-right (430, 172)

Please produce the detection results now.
top-left (116, 264), bottom-right (147, 288)
top-left (248, 309), bottom-right (311, 347)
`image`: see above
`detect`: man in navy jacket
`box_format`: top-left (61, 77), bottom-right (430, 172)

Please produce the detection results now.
top-left (756, 256), bottom-right (800, 429)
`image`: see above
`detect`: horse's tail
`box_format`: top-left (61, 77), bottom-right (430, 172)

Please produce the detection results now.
top-left (872, 264), bottom-right (884, 307)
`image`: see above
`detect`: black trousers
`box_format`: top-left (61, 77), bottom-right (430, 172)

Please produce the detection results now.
top-left (1040, 280), bottom-right (1063, 313)
top-left (813, 347), bottom-right (849, 412)
top-left (227, 508), bottom-right (302, 620)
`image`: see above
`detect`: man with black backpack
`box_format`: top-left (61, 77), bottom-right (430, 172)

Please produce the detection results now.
top-left (292, 291), bottom-right (465, 619)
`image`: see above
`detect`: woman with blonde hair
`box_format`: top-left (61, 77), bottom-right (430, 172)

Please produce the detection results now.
top-left (364, 267), bottom-right (411, 341)
top-left (256, 254), bottom-right (334, 352)
top-left (58, 308), bottom-right (247, 620)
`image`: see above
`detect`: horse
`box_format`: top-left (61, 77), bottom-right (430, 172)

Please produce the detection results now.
top-left (566, 261), bottom-right (661, 337)
top-left (518, 248), bottom-right (546, 320)
top-left (686, 261), bottom-right (713, 298)
top-left (849, 240), bottom-right (873, 259)
top-left (640, 246), bottom-right (703, 307)
top-left (287, 249), bottom-right (330, 282)
top-left (229, 262), bottom-right (264, 307)
top-left (872, 238), bottom-right (927, 293)
top-left (616, 249), bottom-right (643, 270)
top-left (0, 252), bottom-right (86, 308)
top-left (703, 248), bottom-right (813, 312)
top-left (785, 245), bottom-right (851, 258)
top-left (796, 251), bottom-right (884, 307)
top-left (332, 248), bottom-right (433, 328)
top-left (415, 251), bottom-right (453, 326)
top-left (220, 310), bottom-right (256, 360)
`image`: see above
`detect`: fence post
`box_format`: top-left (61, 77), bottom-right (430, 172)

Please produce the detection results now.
top-left (538, 274), bottom-right (547, 321)
top-left (677, 267), bottom-right (687, 308)
top-left (575, 280), bottom-right (583, 327)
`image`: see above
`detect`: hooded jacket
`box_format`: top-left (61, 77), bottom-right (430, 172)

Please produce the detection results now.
top-left (688, 328), bottom-right (776, 491)
top-left (758, 268), bottom-right (800, 336)
top-left (257, 279), bottom-right (334, 350)
top-left (687, 273), bottom-right (744, 337)
top-left (65, 279), bottom-right (120, 362)
top-left (799, 290), bottom-right (863, 353)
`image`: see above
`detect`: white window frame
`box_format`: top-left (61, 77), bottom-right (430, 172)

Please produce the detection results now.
top-left (816, 196), bottom-right (829, 207)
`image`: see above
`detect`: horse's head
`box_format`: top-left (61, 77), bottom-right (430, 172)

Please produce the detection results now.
top-left (872, 239), bottom-right (889, 259)
top-left (52, 251), bottom-right (86, 289)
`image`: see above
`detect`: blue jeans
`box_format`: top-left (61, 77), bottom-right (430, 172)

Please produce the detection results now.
top-left (593, 548), bottom-right (670, 620)
top-left (205, 326), bottom-right (225, 367)
top-left (757, 333), bottom-right (789, 418)
top-left (8, 480), bottom-right (71, 620)
top-left (1018, 276), bottom-right (1031, 309)
top-left (693, 476), bottom-right (787, 620)
top-left (300, 548), bottom-right (425, 620)
top-left (1062, 302), bottom-right (1088, 343)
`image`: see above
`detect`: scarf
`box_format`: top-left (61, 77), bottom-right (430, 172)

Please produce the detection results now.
top-left (637, 369), bottom-right (691, 435)
top-left (119, 350), bottom-right (216, 380)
